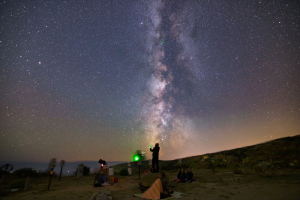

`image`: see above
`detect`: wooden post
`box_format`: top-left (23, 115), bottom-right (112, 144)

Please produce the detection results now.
top-left (59, 166), bottom-right (63, 181)
top-left (48, 168), bottom-right (53, 190)
top-left (179, 158), bottom-right (182, 171)
top-left (59, 160), bottom-right (66, 181)
top-left (0, 175), bottom-right (4, 184)
top-left (211, 157), bottom-right (215, 174)
top-left (138, 160), bottom-right (141, 179)
top-left (139, 165), bottom-right (140, 179)
top-left (24, 177), bottom-right (31, 191)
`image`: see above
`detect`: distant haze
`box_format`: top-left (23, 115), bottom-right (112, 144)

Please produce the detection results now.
top-left (0, 161), bottom-right (126, 175)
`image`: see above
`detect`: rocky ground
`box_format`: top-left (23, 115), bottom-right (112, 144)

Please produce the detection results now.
top-left (1, 168), bottom-right (300, 200)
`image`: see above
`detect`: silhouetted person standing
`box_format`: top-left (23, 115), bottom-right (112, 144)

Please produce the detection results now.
top-left (150, 143), bottom-right (160, 172)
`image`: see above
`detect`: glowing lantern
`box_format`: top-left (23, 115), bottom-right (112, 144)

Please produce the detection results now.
top-left (109, 177), bottom-right (114, 183)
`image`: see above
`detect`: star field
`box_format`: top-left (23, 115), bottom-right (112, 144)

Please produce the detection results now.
top-left (0, 0), bottom-right (299, 162)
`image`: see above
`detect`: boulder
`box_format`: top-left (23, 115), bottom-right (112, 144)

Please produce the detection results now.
top-left (96, 193), bottom-right (108, 200)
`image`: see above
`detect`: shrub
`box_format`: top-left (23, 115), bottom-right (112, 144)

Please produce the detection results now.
top-left (120, 168), bottom-right (129, 176)
top-left (0, 169), bottom-right (10, 176)
top-left (83, 166), bottom-right (90, 176)
top-left (13, 168), bottom-right (37, 178)
top-left (75, 166), bottom-right (90, 176)
top-left (11, 180), bottom-right (26, 189)
top-left (233, 164), bottom-right (243, 174)
top-left (233, 168), bottom-right (243, 174)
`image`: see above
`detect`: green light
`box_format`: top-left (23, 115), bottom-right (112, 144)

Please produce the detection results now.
top-left (134, 156), bottom-right (139, 161)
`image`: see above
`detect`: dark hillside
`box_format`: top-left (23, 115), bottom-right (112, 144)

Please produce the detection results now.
top-left (113, 135), bottom-right (300, 173)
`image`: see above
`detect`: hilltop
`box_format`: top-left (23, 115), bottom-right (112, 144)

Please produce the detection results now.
top-left (113, 135), bottom-right (300, 173)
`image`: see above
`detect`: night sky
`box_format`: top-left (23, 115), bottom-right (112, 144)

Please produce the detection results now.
top-left (1, 0), bottom-right (299, 163)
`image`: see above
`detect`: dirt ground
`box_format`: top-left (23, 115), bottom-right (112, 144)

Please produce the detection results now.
top-left (1, 168), bottom-right (300, 200)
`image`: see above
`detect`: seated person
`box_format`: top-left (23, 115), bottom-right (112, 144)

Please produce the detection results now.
top-left (186, 168), bottom-right (194, 183)
top-left (173, 168), bottom-right (186, 183)
top-left (93, 172), bottom-right (102, 187)
top-left (141, 172), bottom-right (172, 200)
top-left (159, 172), bottom-right (172, 199)
top-left (93, 171), bottom-right (108, 187)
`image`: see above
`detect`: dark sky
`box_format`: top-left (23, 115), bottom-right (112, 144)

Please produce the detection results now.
top-left (0, 0), bottom-right (299, 162)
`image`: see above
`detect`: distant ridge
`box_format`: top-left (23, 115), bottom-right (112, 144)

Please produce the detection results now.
top-left (183, 134), bottom-right (300, 159)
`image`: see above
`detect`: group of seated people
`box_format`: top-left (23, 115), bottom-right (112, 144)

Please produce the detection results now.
top-left (173, 168), bottom-right (195, 183)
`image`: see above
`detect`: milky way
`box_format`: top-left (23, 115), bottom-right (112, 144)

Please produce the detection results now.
top-left (0, 0), bottom-right (299, 162)
top-left (141, 1), bottom-right (197, 149)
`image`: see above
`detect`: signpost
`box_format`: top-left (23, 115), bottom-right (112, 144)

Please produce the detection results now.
top-left (48, 158), bottom-right (56, 190)
top-left (59, 160), bottom-right (66, 181)
top-left (211, 157), bottom-right (215, 174)
top-left (178, 158), bottom-right (182, 169)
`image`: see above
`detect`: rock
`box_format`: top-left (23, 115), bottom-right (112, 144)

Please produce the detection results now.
top-left (96, 193), bottom-right (108, 200)
top-left (139, 173), bottom-right (169, 187)
top-left (89, 192), bottom-right (99, 200)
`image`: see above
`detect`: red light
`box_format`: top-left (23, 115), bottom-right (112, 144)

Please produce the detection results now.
top-left (101, 164), bottom-right (103, 168)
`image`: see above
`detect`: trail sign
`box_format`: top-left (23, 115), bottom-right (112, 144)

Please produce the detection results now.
top-left (48, 158), bottom-right (56, 190)
top-left (49, 158), bottom-right (57, 169)
top-left (178, 158), bottom-right (182, 165)
top-left (60, 160), bottom-right (66, 167)
top-left (59, 160), bottom-right (66, 181)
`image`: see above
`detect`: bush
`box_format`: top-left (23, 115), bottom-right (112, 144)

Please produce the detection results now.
top-left (83, 166), bottom-right (90, 176)
top-left (233, 164), bottom-right (243, 174)
top-left (75, 166), bottom-right (90, 176)
top-left (11, 180), bottom-right (26, 189)
top-left (13, 168), bottom-right (37, 178)
top-left (233, 168), bottom-right (243, 174)
top-left (0, 169), bottom-right (10, 176)
top-left (120, 168), bottom-right (129, 176)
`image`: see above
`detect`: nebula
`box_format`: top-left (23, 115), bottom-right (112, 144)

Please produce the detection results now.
top-left (141, 0), bottom-right (195, 149)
